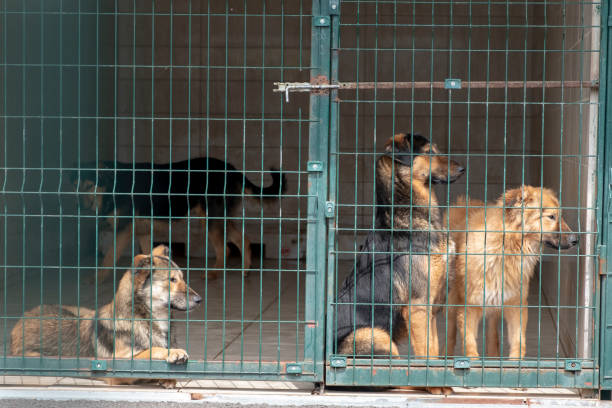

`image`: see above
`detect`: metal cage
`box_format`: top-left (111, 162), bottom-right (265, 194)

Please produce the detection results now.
top-left (0, 0), bottom-right (610, 393)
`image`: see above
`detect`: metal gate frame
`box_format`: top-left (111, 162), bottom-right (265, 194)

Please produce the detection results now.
top-left (323, 0), bottom-right (605, 390)
top-left (0, 1), bottom-right (327, 383)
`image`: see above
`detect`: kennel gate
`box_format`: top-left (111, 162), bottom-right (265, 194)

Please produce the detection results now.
top-left (0, 0), bottom-right (610, 392)
top-left (322, 0), bottom-right (605, 391)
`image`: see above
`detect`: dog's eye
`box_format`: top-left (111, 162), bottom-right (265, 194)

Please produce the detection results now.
top-left (547, 214), bottom-right (556, 220)
top-left (170, 277), bottom-right (177, 283)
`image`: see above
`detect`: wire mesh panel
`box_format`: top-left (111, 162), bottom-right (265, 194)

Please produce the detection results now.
top-left (0, 0), bottom-right (325, 382)
top-left (326, 0), bottom-right (601, 389)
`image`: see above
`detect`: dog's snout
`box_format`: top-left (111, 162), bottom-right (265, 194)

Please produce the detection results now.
top-left (193, 295), bottom-right (202, 304)
top-left (568, 234), bottom-right (579, 247)
top-left (457, 166), bottom-right (465, 174)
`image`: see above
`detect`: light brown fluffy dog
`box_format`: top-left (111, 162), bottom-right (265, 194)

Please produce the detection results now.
top-left (446, 186), bottom-right (578, 359)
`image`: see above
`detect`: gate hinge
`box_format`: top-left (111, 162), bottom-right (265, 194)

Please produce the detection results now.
top-left (325, 201), bottom-right (335, 218)
top-left (274, 80), bottom-right (339, 102)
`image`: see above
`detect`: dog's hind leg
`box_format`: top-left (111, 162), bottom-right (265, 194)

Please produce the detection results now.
top-left (206, 221), bottom-right (227, 280)
top-left (338, 327), bottom-right (399, 358)
top-left (227, 221), bottom-right (251, 277)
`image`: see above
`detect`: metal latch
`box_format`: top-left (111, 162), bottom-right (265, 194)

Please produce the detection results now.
top-left (274, 82), bottom-right (340, 102)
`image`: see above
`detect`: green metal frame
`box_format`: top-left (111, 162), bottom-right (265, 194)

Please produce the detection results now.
top-left (0, 0), bottom-right (609, 390)
top-left (0, 1), bottom-right (325, 382)
top-left (599, 0), bottom-right (612, 391)
top-left (325, 0), bottom-right (604, 390)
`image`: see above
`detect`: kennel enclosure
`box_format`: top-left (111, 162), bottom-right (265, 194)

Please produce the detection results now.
top-left (0, 0), bottom-right (610, 393)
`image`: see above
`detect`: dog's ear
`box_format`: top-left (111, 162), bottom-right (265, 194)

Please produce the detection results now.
top-left (384, 133), bottom-right (413, 166)
top-left (384, 133), bottom-right (429, 166)
top-left (151, 245), bottom-right (170, 258)
top-left (132, 254), bottom-right (152, 288)
top-left (502, 186), bottom-right (537, 209)
top-left (385, 133), bottom-right (411, 154)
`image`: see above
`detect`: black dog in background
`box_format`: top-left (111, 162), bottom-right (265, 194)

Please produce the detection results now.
top-left (71, 157), bottom-right (285, 281)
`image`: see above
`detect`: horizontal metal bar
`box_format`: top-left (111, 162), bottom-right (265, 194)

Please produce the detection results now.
top-left (337, 80), bottom-right (599, 90)
top-left (327, 366), bottom-right (598, 389)
top-left (0, 358), bottom-right (319, 380)
top-left (334, 358), bottom-right (596, 368)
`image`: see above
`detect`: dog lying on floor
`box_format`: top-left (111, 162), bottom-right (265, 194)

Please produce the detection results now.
top-left (10, 245), bottom-right (201, 388)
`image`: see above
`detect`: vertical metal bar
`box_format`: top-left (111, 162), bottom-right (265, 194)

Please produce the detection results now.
top-left (598, 0), bottom-right (611, 388)
top-left (326, 0), bottom-right (341, 373)
top-left (93, 0), bottom-right (101, 362)
top-left (277, 0), bottom-right (286, 369)
top-left (186, 0), bottom-right (192, 361)
top-left (58, 0), bottom-right (65, 361)
top-left (202, 0), bottom-right (210, 370)
top-left (240, 0), bottom-right (248, 370)
top-left (579, 0), bottom-right (601, 362)
top-left (20, 0), bottom-right (27, 362)
top-left (1, 0), bottom-right (7, 366)
top-left (258, 0), bottom-right (266, 373)
top-left (75, 0), bottom-right (81, 363)
top-left (39, 0), bottom-right (46, 365)
top-left (306, 0), bottom-right (330, 382)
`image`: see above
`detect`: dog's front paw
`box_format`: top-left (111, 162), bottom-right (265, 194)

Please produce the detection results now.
top-left (427, 386), bottom-right (453, 395)
top-left (158, 379), bottom-right (177, 388)
top-left (166, 348), bottom-right (189, 364)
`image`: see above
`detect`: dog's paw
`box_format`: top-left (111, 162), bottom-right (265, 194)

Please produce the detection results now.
top-left (166, 348), bottom-right (189, 364)
top-left (158, 379), bottom-right (177, 389)
top-left (427, 387), bottom-right (453, 396)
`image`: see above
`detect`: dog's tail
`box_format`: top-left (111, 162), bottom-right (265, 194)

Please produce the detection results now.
top-left (243, 168), bottom-right (287, 199)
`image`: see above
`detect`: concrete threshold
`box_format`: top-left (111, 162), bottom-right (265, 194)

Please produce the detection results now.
top-left (0, 383), bottom-right (611, 407)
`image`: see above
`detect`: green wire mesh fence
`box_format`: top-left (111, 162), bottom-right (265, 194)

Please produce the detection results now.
top-left (0, 0), bottom-right (608, 391)
top-left (326, 0), bottom-right (602, 390)
top-left (0, 0), bottom-right (325, 382)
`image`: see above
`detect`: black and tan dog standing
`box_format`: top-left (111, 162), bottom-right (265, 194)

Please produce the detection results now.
top-left (10, 245), bottom-right (201, 387)
top-left (71, 157), bottom-right (286, 281)
top-left (334, 133), bottom-right (464, 395)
